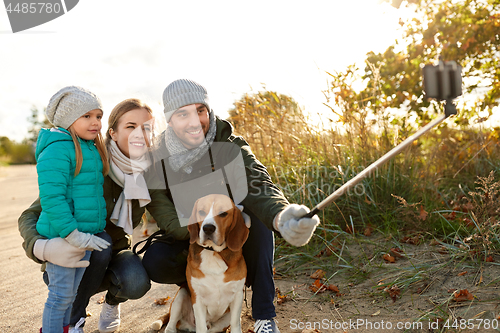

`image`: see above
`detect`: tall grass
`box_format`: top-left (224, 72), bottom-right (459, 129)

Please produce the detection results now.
top-left (227, 90), bottom-right (500, 267)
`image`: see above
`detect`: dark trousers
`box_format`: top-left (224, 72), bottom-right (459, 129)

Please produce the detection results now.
top-left (142, 211), bottom-right (277, 320)
top-left (44, 232), bottom-right (152, 327)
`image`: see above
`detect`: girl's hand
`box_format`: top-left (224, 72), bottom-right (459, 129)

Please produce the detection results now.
top-left (65, 229), bottom-right (111, 251)
top-left (33, 238), bottom-right (90, 268)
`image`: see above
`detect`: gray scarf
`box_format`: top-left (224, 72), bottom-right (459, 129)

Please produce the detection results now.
top-left (166, 111), bottom-right (217, 173)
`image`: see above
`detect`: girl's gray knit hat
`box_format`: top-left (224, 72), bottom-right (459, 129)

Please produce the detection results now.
top-left (45, 86), bottom-right (103, 129)
top-left (163, 79), bottom-right (210, 122)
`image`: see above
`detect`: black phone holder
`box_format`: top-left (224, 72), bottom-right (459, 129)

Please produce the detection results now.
top-left (423, 59), bottom-right (462, 117)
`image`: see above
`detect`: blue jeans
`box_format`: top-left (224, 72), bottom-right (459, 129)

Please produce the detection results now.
top-left (142, 210), bottom-right (276, 320)
top-left (43, 232), bottom-right (151, 327)
top-left (42, 251), bottom-right (91, 333)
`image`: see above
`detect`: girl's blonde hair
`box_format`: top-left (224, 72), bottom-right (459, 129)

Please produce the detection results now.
top-left (68, 126), bottom-right (110, 177)
top-left (105, 98), bottom-right (154, 147)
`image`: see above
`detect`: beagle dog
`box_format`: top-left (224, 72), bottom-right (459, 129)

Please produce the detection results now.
top-left (151, 194), bottom-right (251, 333)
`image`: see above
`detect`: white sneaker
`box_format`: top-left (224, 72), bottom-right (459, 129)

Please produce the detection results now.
top-left (255, 319), bottom-right (281, 333)
top-left (69, 317), bottom-right (86, 333)
top-left (98, 303), bottom-right (121, 333)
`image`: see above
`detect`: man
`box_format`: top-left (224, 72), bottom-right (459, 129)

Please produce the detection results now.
top-left (141, 79), bottom-right (320, 333)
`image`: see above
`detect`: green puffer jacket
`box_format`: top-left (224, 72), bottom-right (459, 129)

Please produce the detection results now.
top-left (35, 128), bottom-right (106, 239)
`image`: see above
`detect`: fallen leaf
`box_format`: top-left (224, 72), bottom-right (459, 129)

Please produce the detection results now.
top-left (371, 310), bottom-right (381, 316)
top-left (383, 253), bottom-right (396, 263)
top-left (385, 285), bottom-right (401, 302)
top-left (309, 279), bottom-right (326, 293)
top-left (390, 247), bottom-right (404, 258)
top-left (364, 225), bottom-right (373, 237)
top-left (326, 284), bottom-right (340, 293)
top-left (418, 205), bottom-right (428, 221)
top-left (154, 297), bottom-right (171, 305)
top-left (310, 269), bottom-right (326, 279)
top-left (443, 211), bottom-right (456, 220)
top-left (276, 292), bottom-right (289, 305)
top-left (485, 255), bottom-right (494, 262)
top-left (400, 235), bottom-right (422, 245)
top-left (458, 271), bottom-right (467, 276)
top-left (453, 289), bottom-right (473, 302)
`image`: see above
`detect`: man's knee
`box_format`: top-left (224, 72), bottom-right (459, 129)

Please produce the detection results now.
top-left (106, 250), bottom-right (151, 299)
top-left (120, 270), bottom-right (151, 300)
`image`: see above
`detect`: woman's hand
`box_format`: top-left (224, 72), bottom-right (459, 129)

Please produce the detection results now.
top-left (33, 238), bottom-right (90, 268)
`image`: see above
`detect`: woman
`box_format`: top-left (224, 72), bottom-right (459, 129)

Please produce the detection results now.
top-left (19, 98), bottom-right (165, 333)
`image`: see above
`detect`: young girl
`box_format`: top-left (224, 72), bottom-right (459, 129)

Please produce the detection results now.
top-left (36, 86), bottom-right (111, 333)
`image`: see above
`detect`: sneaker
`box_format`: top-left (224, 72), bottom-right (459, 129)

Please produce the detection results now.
top-left (69, 317), bottom-right (86, 333)
top-left (98, 303), bottom-right (121, 333)
top-left (254, 319), bottom-right (281, 333)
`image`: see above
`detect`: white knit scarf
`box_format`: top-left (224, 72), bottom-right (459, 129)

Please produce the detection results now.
top-left (107, 140), bottom-right (151, 235)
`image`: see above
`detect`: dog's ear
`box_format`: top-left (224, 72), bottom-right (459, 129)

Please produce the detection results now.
top-left (188, 200), bottom-right (200, 244)
top-left (226, 204), bottom-right (250, 251)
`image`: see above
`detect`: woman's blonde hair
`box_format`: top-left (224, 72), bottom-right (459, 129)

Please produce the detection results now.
top-left (105, 98), bottom-right (154, 147)
top-left (68, 126), bottom-right (110, 177)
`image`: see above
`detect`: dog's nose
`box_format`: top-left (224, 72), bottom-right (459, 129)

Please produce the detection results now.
top-left (203, 224), bottom-right (216, 236)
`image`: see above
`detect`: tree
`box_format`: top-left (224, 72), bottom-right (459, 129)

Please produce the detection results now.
top-left (325, 0), bottom-right (500, 129)
top-left (26, 106), bottom-right (50, 145)
top-left (0, 136), bottom-right (13, 157)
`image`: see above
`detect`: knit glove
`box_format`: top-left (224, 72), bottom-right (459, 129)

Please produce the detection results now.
top-left (33, 238), bottom-right (90, 268)
top-left (65, 229), bottom-right (110, 251)
top-left (275, 204), bottom-right (320, 247)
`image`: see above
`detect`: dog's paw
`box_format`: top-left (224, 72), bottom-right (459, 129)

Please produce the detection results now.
top-left (151, 319), bottom-right (163, 331)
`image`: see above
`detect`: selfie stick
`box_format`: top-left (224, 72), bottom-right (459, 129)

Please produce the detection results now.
top-left (303, 113), bottom-right (449, 218)
top-left (302, 59), bottom-right (462, 219)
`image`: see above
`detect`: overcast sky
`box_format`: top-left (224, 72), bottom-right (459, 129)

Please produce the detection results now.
top-left (0, 0), bottom-right (408, 142)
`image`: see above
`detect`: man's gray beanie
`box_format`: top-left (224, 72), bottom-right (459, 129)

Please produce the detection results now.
top-left (163, 79), bottom-right (210, 122)
top-left (45, 86), bottom-right (103, 129)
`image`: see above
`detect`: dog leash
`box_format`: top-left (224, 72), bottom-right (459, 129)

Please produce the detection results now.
top-left (132, 229), bottom-right (175, 255)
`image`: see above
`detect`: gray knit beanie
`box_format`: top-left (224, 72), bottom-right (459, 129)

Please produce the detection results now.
top-left (45, 86), bottom-right (103, 129)
top-left (163, 79), bottom-right (210, 122)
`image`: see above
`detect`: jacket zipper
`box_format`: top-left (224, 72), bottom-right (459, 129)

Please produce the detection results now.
top-left (88, 140), bottom-right (103, 226)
